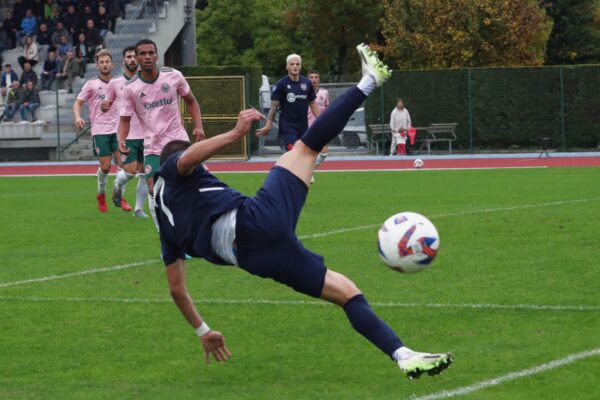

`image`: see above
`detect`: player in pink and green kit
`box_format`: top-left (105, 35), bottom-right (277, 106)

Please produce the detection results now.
top-left (73, 49), bottom-right (132, 213)
top-left (102, 46), bottom-right (149, 218)
top-left (117, 39), bottom-right (204, 229)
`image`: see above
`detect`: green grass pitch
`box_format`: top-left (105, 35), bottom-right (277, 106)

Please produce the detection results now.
top-left (1, 167), bottom-right (599, 399)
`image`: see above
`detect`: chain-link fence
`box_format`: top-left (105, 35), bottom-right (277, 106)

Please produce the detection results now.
top-left (366, 65), bottom-right (600, 152)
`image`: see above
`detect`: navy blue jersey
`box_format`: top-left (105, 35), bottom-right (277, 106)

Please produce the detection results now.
top-left (271, 75), bottom-right (316, 137)
top-left (155, 151), bottom-right (248, 266)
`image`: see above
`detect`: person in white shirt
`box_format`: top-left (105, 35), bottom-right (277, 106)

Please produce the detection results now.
top-left (389, 98), bottom-right (411, 156)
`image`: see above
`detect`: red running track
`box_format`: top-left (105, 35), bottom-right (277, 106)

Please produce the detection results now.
top-left (1, 156), bottom-right (599, 176)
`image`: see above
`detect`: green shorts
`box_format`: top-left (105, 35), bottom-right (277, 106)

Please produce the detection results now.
top-left (122, 139), bottom-right (145, 165)
top-left (144, 154), bottom-right (160, 180)
top-left (92, 133), bottom-right (118, 158)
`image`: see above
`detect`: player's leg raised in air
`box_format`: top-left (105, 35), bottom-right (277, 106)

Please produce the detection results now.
top-left (271, 44), bottom-right (452, 378)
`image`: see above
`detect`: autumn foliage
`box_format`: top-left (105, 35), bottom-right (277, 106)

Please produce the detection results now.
top-left (380, 0), bottom-right (553, 69)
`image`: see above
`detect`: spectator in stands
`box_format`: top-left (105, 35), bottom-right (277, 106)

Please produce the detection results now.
top-left (12, 0), bottom-right (28, 27)
top-left (18, 80), bottom-right (41, 122)
top-left (36, 23), bottom-right (53, 47)
top-left (107, 0), bottom-right (121, 33)
top-left (96, 6), bottom-right (110, 38)
top-left (3, 81), bottom-right (22, 121)
top-left (83, 19), bottom-right (103, 51)
top-left (18, 35), bottom-right (39, 69)
top-left (62, 5), bottom-right (80, 42)
top-left (44, 0), bottom-right (57, 20)
top-left (33, 0), bottom-right (45, 17)
top-left (2, 10), bottom-right (18, 49)
top-left (74, 33), bottom-right (92, 76)
top-left (45, 4), bottom-right (61, 30)
top-left (56, 50), bottom-right (79, 93)
top-left (81, 5), bottom-right (96, 24)
top-left (41, 51), bottom-right (59, 91)
top-left (56, 34), bottom-right (71, 58)
top-left (1, 64), bottom-right (19, 100)
top-left (19, 62), bottom-right (38, 86)
top-left (16, 9), bottom-right (37, 46)
top-left (51, 21), bottom-right (70, 50)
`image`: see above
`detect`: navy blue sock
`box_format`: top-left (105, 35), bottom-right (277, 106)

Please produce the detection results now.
top-left (301, 86), bottom-right (367, 152)
top-left (343, 294), bottom-right (403, 358)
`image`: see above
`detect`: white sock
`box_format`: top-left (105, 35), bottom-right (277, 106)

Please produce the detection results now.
top-left (148, 194), bottom-right (160, 232)
top-left (135, 174), bottom-right (148, 211)
top-left (392, 346), bottom-right (415, 362)
top-left (97, 168), bottom-right (109, 194)
top-left (357, 75), bottom-right (377, 96)
top-left (315, 152), bottom-right (328, 167)
top-left (115, 169), bottom-right (135, 191)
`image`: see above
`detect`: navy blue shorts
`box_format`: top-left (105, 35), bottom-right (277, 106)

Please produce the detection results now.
top-left (235, 166), bottom-right (327, 298)
top-left (279, 133), bottom-right (300, 152)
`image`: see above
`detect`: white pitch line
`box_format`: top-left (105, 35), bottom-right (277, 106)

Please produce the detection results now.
top-left (2, 197), bottom-right (599, 288)
top-left (409, 347), bottom-right (600, 400)
top-left (298, 197), bottom-right (600, 239)
top-left (0, 296), bottom-right (598, 312)
top-left (0, 260), bottom-right (158, 289)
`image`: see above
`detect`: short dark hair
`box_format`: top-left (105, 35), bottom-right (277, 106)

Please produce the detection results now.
top-left (160, 140), bottom-right (191, 165)
top-left (122, 46), bottom-right (135, 57)
top-left (308, 70), bottom-right (320, 76)
top-left (135, 39), bottom-right (157, 55)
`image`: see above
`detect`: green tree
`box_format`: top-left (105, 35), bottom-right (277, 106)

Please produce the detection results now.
top-left (285, 0), bottom-right (383, 81)
top-left (380, 0), bottom-right (553, 69)
top-left (542, 0), bottom-right (600, 64)
top-left (195, 0), bottom-right (299, 77)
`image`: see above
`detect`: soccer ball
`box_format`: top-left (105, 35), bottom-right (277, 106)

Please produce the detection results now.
top-left (413, 159), bottom-right (424, 169)
top-left (377, 212), bottom-right (440, 273)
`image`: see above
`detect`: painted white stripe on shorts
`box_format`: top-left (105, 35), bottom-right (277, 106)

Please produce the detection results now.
top-left (299, 197), bottom-right (600, 239)
top-left (409, 347), bottom-right (600, 400)
top-left (0, 260), bottom-right (157, 289)
top-left (0, 296), bottom-right (598, 312)
top-left (199, 187), bottom-right (225, 192)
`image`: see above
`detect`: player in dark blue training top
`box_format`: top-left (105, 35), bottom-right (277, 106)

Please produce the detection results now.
top-left (154, 44), bottom-right (452, 379)
top-left (257, 54), bottom-right (321, 152)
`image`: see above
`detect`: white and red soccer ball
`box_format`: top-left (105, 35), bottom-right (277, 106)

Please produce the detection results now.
top-left (413, 159), bottom-right (424, 169)
top-left (377, 212), bottom-right (439, 273)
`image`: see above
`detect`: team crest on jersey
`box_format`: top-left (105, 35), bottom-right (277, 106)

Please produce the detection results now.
top-left (161, 83), bottom-right (170, 93)
top-left (145, 164), bottom-right (152, 174)
top-left (286, 84), bottom-right (291, 89)
top-left (300, 83), bottom-right (307, 91)
top-left (286, 93), bottom-right (296, 103)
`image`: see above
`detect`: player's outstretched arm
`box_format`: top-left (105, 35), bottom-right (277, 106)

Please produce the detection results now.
top-left (256, 100), bottom-right (279, 137)
top-left (182, 91), bottom-right (205, 142)
top-left (166, 259), bottom-right (231, 364)
top-left (177, 109), bottom-right (263, 176)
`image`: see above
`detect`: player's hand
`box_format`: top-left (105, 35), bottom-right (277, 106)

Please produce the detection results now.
top-left (200, 330), bottom-right (231, 364)
top-left (194, 127), bottom-right (206, 142)
top-left (74, 118), bottom-right (86, 130)
top-left (100, 100), bottom-right (112, 113)
top-left (233, 109), bottom-right (263, 139)
top-left (256, 125), bottom-right (271, 137)
top-left (118, 140), bottom-right (130, 154)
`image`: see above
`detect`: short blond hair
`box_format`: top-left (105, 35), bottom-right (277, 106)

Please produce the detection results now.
top-left (95, 49), bottom-right (112, 63)
top-left (286, 53), bottom-right (301, 64)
